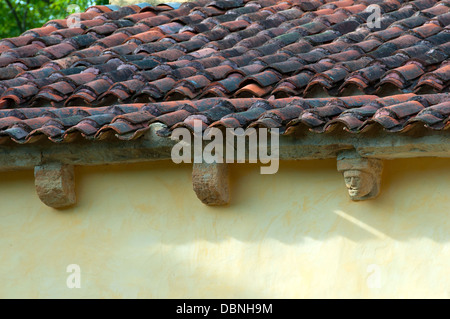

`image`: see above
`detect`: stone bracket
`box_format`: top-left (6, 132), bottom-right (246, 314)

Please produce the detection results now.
top-left (337, 151), bottom-right (383, 201)
top-left (192, 162), bottom-right (229, 206)
top-left (0, 129), bottom-right (446, 207)
top-left (34, 162), bottom-right (76, 208)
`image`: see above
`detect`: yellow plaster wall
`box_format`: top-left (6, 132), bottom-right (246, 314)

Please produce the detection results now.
top-left (0, 158), bottom-right (449, 298)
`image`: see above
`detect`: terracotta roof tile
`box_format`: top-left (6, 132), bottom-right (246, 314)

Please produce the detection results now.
top-left (0, 0), bottom-right (447, 143)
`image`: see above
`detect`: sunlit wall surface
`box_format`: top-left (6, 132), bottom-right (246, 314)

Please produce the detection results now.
top-left (0, 159), bottom-right (449, 298)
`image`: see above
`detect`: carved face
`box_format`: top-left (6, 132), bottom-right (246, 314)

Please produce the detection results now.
top-left (343, 170), bottom-right (373, 199)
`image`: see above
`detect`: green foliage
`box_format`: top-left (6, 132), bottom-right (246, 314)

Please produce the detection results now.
top-left (0, 0), bottom-right (109, 39)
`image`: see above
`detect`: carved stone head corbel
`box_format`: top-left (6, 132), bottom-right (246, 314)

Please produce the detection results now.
top-left (337, 156), bottom-right (383, 201)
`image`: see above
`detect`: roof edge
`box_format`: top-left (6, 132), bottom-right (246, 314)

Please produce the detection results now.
top-left (0, 126), bottom-right (448, 173)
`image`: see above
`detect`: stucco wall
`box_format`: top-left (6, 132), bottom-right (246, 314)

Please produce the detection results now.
top-left (0, 158), bottom-right (449, 298)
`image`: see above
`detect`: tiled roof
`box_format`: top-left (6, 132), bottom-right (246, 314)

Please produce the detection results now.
top-left (0, 0), bottom-right (448, 144)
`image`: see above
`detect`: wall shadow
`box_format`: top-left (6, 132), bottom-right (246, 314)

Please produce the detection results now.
top-left (69, 158), bottom-right (450, 244)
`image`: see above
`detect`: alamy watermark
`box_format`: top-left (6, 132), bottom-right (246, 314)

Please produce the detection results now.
top-left (170, 120), bottom-right (280, 174)
top-left (366, 5), bottom-right (382, 29)
top-left (66, 264), bottom-right (81, 288)
top-left (366, 264), bottom-right (382, 289)
top-left (66, 4), bottom-right (82, 29)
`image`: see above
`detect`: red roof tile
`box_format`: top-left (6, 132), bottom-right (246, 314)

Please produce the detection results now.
top-left (0, 0), bottom-right (447, 144)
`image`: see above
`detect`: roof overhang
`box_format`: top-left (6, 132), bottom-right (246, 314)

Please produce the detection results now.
top-left (1, 122), bottom-right (448, 207)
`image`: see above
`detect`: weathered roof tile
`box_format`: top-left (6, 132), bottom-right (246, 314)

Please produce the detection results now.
top-left (0, 0), bottom-right (447, 143)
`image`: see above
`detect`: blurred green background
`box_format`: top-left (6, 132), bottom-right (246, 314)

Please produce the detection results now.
top-left (1, 0), bottom-right (109, 38)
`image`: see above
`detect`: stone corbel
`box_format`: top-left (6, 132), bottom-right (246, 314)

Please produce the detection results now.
top-left (34, 162), bottom-right (76, 208)
top-left (337, 152), bottom-right (383, 201)
top-left (192, 162), bottom-right (229, 206)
